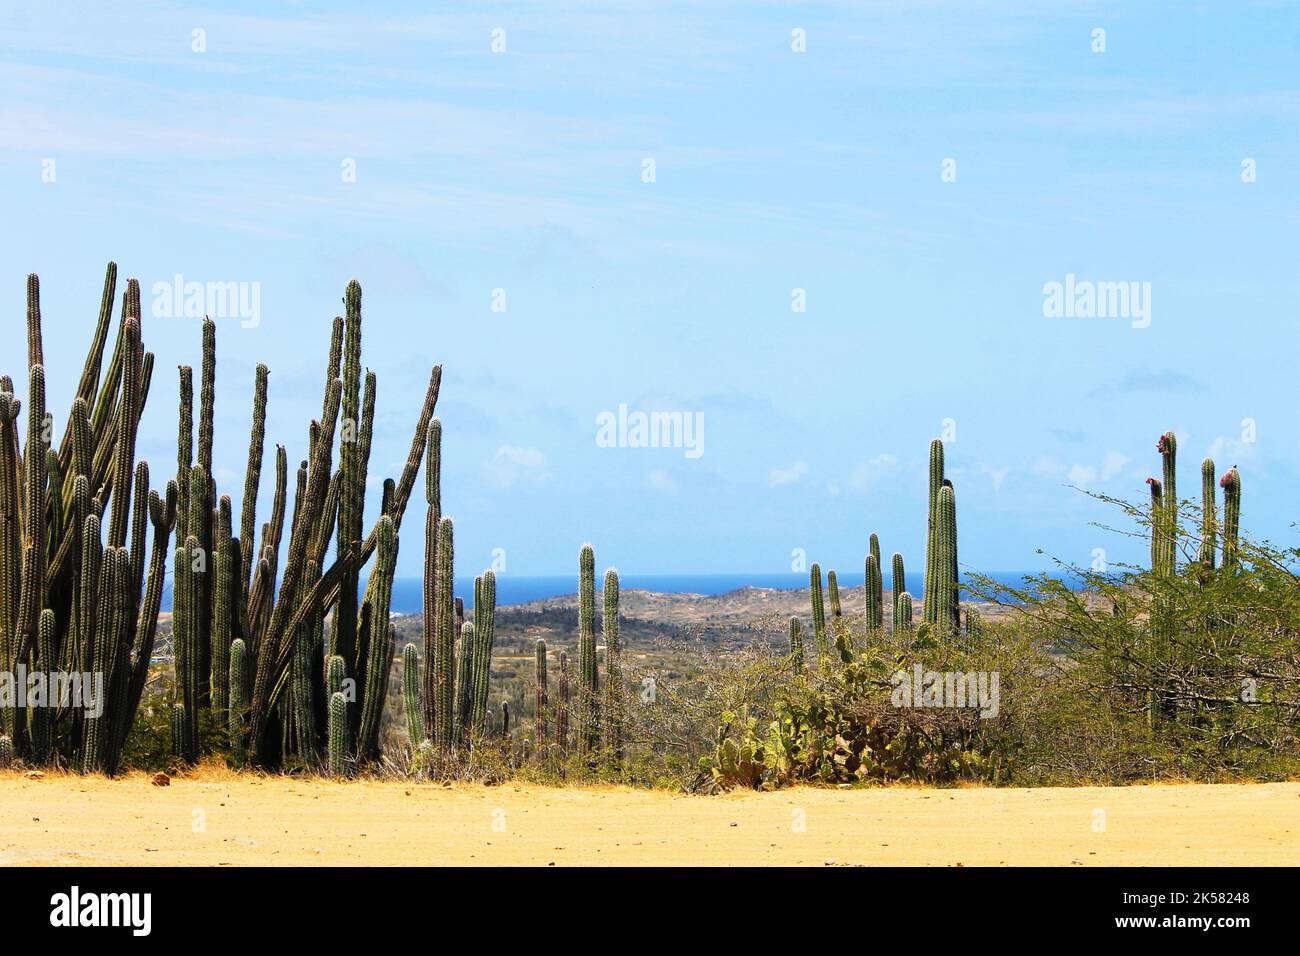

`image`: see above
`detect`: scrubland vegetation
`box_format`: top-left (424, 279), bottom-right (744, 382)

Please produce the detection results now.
top-left (2, 266), bottom-right (1296, 792)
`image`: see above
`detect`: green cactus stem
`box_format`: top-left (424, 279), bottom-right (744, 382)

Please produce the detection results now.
top-left (924, 439), bottom-right (944, 625)
top-left (788, 616), bottom-right (804, 671)
top-left (809, 563), bottom-right (827, 662)
top-left (328, 691), bottom-right (348, 776)
top-left (577, 544), bottom-right (599, 754)
top-left (603, 568), bottom-right (622, 762)
top-left (534, 640), bottom-right (549, 750)
top-left (891, 553), bottom-right (905, 631)
top-left (1198, 458), bottom-right (1216, 577)
top-left (402, 643), bottom-right (424, 743)
top-left (1221, 467), bottom-right (1241, 568)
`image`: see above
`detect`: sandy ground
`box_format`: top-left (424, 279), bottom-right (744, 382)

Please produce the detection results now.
top-left (1, 771), bottom-right (1296, 866)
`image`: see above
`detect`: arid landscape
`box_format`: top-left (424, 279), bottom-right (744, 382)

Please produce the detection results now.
top-left (4, 769), bottom-right (1296, 867)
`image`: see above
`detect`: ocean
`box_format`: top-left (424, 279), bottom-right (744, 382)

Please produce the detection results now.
top-left (389, 571), bottom-right (1044, 612)
top-left (160, 571), bottom-right (1049, 613)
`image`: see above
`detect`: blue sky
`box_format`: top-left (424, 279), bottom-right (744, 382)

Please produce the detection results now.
top-left (2, 1), bottom-right (1298, 579)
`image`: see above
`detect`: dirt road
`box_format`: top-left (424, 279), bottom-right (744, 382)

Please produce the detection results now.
top-left (2, 771), bottom-right (1295, 866)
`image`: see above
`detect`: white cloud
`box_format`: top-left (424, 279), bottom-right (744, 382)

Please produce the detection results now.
top-left (768, 460), bottom-right (808, 486)
top-left (483, 445), bottom-right (549, 488)
top-left (1066, 450), bottom-right (1129, 490)
top-left (645, 469), bottom-right (679, 493)
top-left (845, 453), bottom-right (901, 494)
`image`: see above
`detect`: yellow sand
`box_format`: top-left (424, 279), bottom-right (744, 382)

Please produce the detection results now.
top-left (2, 770), bottom-right (1296, 866)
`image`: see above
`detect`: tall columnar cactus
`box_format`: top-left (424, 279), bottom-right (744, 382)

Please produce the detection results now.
top-left (1198, 458), bottom-right (1217, 577)
top-left (333, 280), bottom-right (365, 691)
top-left (1156, 431), bottom-right (1178, 577)
top-left (891, 553), bottom-right (906, 631)
top-left (864, 554), bottom-right (882, 633)
top-left (868, 533), bottom-right (882, 610)
top-left (826, 570), bottom-right (842, 618)
top-left (556, 651), bottom-right (570, 756)
top-left (897, 592), bottom-right (914, 632)
top-left (809, 563), bottom-right (827, 662)
top-left (603, 568), bottom-right (622, 762)
top-left (788, 616), bottom-right (804, 671)
top-left (1146, 477), bottom-right (1168, 576)
top-left (935, 484), bottom-right (958, 633)
top-left (327, 691), bottom-right (347, 777)
top-left (3, 267), bottom-right (171, 772)
top-left (211, 497), bottom-right (233, 721)
top-left (431, 516), bottom-right (456, 750)
top-left (1221, 467), bottom-right (1241, 568)
top-left (469, 571), bottom-right (497, 736)
top-left (229, 638), bottom-right (248, 755)
top-left (240, 364), bottom-right (268, 599)
top-left (402, 644), bottom-right (423, 743)
top-left (924, 439), bottom-right (945, 625)
top-left (455, 621), bottom-right (476, 739)
top-left (357, 515), bottom-right (399, 759)
top-left (421, 418), bottom-right (442, 741)
top-left (577, 544), bottom-right (600, 754)
top-left (534, 640), bottom-right (549, 749)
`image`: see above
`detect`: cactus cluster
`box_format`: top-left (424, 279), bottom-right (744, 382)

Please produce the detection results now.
top-left (2, 270), bottom-right (450, 775)
top-left (134, 278), bottom-right (446, 774)
top-left (1141, 432), bottom-right (1246, 725)
top-left (542, 544), bottom-right (623, 762)
top-left (1, 266), bottom-right (176, 773)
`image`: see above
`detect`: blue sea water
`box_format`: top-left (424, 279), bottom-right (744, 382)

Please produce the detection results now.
top-left (161, 570), bottom-right (1050, 612)
top-left (389, 571), bottom-right (1045, 613)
